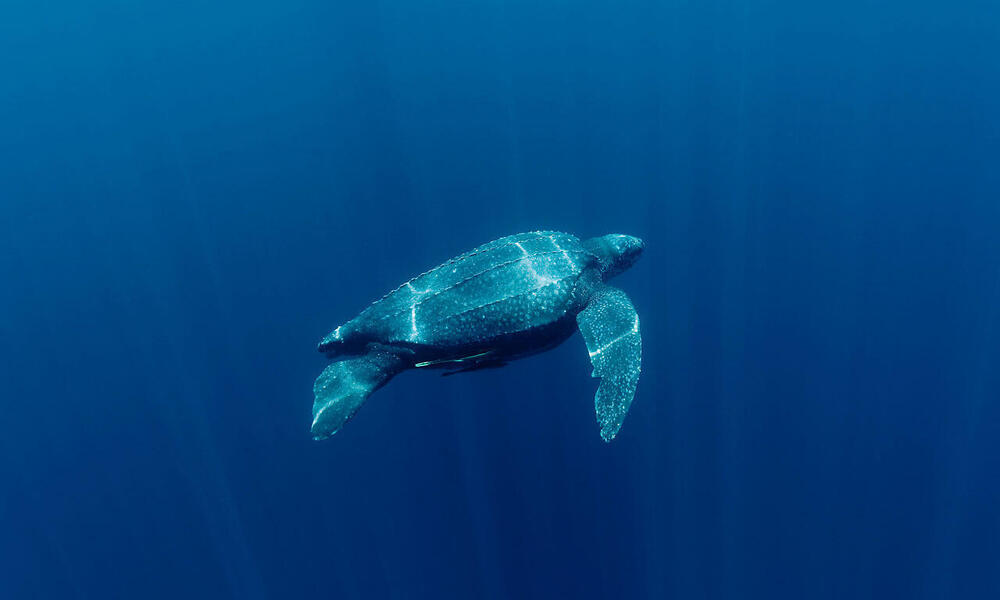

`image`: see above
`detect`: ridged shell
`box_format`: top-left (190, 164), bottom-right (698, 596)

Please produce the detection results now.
top-left (343, 231), bottom-right (596, 348)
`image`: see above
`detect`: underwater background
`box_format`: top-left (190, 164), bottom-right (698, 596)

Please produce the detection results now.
top-left (2, 0), bottom-right (999, 598)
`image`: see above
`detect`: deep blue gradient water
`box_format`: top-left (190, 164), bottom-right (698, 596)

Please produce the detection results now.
top-left (2, 1), bottom-right (999, 598)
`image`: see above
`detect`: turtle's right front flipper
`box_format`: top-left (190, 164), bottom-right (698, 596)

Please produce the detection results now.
top-left (311, 345), bottom-right (406, 440)
top-left (577, 286), bottom-right (642, 442)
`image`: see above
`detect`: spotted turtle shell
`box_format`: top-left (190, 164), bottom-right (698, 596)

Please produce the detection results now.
top-left (336, 231), bottom-right (598, 350)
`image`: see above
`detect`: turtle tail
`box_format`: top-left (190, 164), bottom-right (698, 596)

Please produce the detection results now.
top-left (317, 325), bottom-right (348, 356)
top-left (311, 344), bottom-right (406, 440)
top-left (317, 323), bottom-right (369, 359)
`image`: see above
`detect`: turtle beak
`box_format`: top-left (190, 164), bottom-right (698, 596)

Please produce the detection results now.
top-left (628, 236), bottom-right (645, 259)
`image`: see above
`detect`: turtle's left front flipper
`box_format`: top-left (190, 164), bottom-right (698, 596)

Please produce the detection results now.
top-left (577, 286), bottom-right (642, 442)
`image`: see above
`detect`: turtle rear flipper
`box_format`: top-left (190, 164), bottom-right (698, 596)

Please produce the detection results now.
top-left (311, 345), bottom-right (406, 439)
top-left (576, 286), bottom-right (642, 442)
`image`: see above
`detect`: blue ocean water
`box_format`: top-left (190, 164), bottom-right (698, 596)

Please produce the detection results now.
top-left (2, 1), bottom-right (999, 598)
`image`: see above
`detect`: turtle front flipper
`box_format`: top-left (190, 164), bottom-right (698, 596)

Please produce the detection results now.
top-left (576, 286), bottom-right (642, 442)
top-left (311, 345), bottom-right (406, 440)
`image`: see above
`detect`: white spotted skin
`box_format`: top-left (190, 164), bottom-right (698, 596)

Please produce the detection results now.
top-left (313, 231), bottom-right (645, 442)
top-left (576, 287), bottom-right (642, 441)
top-left (328, 232), bottom-right (599, 359)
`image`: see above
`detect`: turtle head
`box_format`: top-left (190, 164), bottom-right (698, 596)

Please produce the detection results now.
top-left (585, 234), bottom-right (645, 279)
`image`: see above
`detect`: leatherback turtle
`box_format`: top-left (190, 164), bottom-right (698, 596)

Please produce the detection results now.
top-left (312, 231), bottom-right (644, 442)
